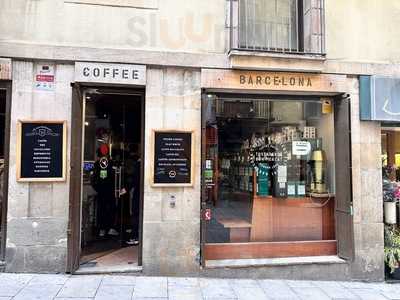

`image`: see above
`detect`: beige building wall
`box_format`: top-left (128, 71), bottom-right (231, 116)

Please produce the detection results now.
top-left (325, 0), bottom-right (400, 63)
top-left (1, 0), bottom-right (400, 64)
top-left (0, 0), bottom-right (227, 54)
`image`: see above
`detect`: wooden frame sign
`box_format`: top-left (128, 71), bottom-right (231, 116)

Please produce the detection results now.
top-left (17, 120), bottom-right (67, 182)
top-left (152, 130), bottom-right (194, 187)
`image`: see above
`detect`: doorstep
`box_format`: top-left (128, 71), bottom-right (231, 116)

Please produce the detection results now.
top-left (74, 264), bottom-right (143, 275)
top-left (205, 255), bottom-right (346, 269)
top-left (0, 260), bottom-right (5, 272)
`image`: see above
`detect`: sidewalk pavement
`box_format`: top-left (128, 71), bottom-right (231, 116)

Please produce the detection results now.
top-left (0, 273), bottom-right (400, 300)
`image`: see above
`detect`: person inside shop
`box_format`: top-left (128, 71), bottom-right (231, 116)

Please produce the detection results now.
top-left (125, 149), bottom-right (141, 246)
top-left (91, 144), bottom-right (119, 238)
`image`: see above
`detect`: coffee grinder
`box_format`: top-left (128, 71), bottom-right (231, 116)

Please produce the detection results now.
top-left (309, 139), bottom-right (327, 194)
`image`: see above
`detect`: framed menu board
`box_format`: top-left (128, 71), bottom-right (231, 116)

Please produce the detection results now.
top-left (152, 130), bottom-right (194, 187)
top-left (16, 120), bottom-right (67, 182)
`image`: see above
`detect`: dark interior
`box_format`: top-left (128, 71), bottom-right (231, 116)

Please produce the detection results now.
top-left (80, 92), bottom-right (142, 268)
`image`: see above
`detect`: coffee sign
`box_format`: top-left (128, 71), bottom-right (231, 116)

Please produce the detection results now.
top-left (75, 62), bottom-right (146, 85)
top-left (239, 74), bottom-right (312, 88)
top-left (201, 69), bottom-right (348, 93)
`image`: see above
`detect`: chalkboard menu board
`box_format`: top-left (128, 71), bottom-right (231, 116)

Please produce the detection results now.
top-left (17, 121), bottom-right (67, 182)
top-left (153, 131), bottom-right (193, 186)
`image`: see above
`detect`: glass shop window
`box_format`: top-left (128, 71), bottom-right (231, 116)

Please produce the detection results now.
top-left (203, 96), bottom-right (336, 244)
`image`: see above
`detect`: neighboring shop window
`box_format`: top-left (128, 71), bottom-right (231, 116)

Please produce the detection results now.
top-left (203, 95), bottom-right (336, 257)
top-left (381, 128), bottom-right (400, 278)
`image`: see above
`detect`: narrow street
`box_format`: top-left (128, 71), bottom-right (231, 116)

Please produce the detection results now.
top-left (0, 273), bottom-right (399, 300)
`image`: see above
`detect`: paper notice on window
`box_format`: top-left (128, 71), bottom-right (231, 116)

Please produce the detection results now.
top-left (287, 184), bottom-right (296, 196)
top-left (297, 184), bottom-right (306, 196)
top-left (277, 165), bottom-right (287, 183)
top-left (292, 141), bottom-right (312, 156)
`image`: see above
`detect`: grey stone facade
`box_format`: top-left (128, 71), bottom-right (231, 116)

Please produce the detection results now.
top-left (142, 67), bottom-right (201, 275)
top-left (5, 61), bottom-right (73, 273)
top-left (348, 77), bottom-right (385, 281)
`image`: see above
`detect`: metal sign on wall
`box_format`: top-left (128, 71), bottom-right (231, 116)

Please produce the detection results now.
top-left (0, 58), bottom-right (11, 80)
top-left (360, 75), bottom-right (400, 122)
top-left (74, 62), bottom-right (146, 85)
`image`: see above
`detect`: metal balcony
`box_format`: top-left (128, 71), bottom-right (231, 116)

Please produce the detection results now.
top-left (229, 0), bottom-right (325, 56)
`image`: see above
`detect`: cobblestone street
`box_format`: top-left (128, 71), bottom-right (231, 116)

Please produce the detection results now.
top-left (0, 273), bottom-right (400, 300)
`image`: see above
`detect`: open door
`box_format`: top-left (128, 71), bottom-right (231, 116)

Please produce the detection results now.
top-left (334, 95), bottom-right (355, 260)
top-left (0, 81), bottom-right (11, 263)
top-left (68, 86), bottom-right (145, 273)
top-left (67, 84), bottom-right (83, 273)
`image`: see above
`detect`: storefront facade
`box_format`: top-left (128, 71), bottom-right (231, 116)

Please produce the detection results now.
top-left (3, 61), bottom-right (202, 275)
top-left (0, 58), bottom-right (382, 281)
top-left (0, 0), bottom-right (396, 282)
top-left (200, 70), bottom-right (350, 263)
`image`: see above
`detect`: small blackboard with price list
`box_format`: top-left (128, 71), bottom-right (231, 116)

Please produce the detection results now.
top-left (153, 130), bottom-right (193, 186)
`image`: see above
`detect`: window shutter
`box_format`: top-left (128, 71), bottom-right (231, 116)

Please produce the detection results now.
top-left (303, 0), bottom-right (324, 53)
top-left (334, 96), bottom-right (355, 260)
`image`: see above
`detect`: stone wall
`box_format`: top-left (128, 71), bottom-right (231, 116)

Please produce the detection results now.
top-left (142, 67), bottom-right (201, 275)
top-left (348, 76), bottom-right (385, 281)
top-left (5, 61), bottom-right (73, 272)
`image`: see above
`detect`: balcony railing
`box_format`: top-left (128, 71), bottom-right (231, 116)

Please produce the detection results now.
top-left (230, 0), bottom-right (325, 55)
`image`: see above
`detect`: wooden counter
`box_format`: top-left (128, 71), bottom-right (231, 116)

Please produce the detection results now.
top-left (250, 195), bottom-right (335, 242)
top-left (207, 185), bottom-right (336, 260)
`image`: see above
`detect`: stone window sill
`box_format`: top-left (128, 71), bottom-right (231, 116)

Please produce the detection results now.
top-left (228, 49), bottom-right (326, 73)
top-left (64, 0), bottom-right (158, 9)
top-left (205, 255), bottom-right (346, 269)
top-left (229, 49), bottom-right (326, 62)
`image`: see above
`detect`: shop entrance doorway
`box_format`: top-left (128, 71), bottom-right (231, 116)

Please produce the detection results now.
top-left (70, 88), bottom-right (144, 273)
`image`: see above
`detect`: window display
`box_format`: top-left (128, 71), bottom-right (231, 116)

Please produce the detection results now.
top-left (203, 96), bottom-right (336, 257)
top-left (381, 127), bottom-right (400, 278)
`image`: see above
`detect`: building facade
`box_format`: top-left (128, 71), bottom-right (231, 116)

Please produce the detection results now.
top-left (0, 0), bottom-right (397, 281)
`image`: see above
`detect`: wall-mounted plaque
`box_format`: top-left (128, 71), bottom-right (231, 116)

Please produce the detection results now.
top-left (153, 130), bottom-right (193, 186)
top-left (17, 121), bottom-right (67, 182)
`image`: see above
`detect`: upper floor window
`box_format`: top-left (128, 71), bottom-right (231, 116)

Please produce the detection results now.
top-left (230, 0), bottom-right (325, 55)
